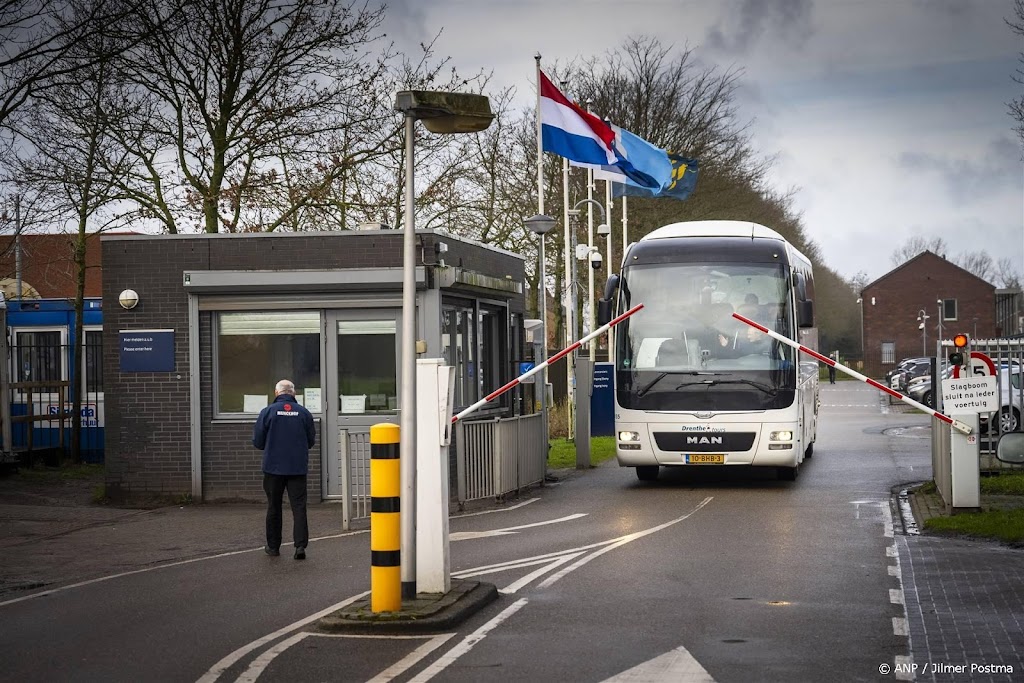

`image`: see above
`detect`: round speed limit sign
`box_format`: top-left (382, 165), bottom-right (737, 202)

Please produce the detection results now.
top-left (952, 351), bottom-right (997, 378)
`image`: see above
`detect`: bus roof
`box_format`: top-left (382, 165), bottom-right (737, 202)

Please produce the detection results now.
top-left (640, 221), bottom-right (785, 242)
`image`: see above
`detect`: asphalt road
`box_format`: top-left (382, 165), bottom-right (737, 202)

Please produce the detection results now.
top-left (1, 382), bottom-right (935, 682)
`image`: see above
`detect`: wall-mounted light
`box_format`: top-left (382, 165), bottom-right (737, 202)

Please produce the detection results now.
top-left (119, 289), bottom-right (139, 309)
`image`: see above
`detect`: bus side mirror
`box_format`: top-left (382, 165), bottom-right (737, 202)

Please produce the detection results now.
top-left (798, 300), bottom-right (814, 328)
top-left (996, 431), bottom-right (1024, 464)
top-left (597, 275), bottom-right (619, 326)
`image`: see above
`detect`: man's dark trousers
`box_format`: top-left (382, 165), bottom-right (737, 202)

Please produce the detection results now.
top-left (263, 473), bottom-right (308, 551)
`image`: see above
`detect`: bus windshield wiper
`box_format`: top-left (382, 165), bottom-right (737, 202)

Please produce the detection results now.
top-left (636, 371), bottom-right (720, 397)
top-left (674, 378), bottom-right (778, 396)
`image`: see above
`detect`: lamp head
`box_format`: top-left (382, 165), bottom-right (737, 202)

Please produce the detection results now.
top-left (118, 289), bottom-right (139, 310)
top-left (523, 214), bottom-right (557, 235)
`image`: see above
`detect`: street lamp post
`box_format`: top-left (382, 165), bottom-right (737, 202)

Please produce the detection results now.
top-left (917, 309), bottom-right (930, 356)
top-left (524, 214), bottom-right (557, 415)
top-left (936, 299), bottom-right (944, 350)
top-left (856, 297), bottom-right (864, 361)
top-left (394, 90), bottom-right (492, 600)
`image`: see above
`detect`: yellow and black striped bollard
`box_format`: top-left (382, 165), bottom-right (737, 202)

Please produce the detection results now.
top-left (370, 423), bottom-right (401, 612)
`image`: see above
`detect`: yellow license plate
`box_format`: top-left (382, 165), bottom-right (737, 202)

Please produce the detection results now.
top-left (685, 454), bottom-right (724, 464)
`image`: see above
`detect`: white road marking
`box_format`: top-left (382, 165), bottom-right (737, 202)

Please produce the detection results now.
top-left (894, 655), bottom-right (916, 681)
top-left (0, 529), bottom-right (368, 609)
top-left (451, 498), bottom-right (539, 518)
top-left (407, 598), bottom-right (528, 683)
top-left (888, 565), bottom-right (900, 577)
top-left (498, 553), bottom-right (584, 595)
top-left (539, 498), bottom-right (713, 590)
top-left (450, 513), bottom-right (587, 541)
top-left (232, 632), bottom-right (454, 683)
top-left (196, 592), bottom-right (368, 683)
top-left (892, 617), bottom-right (909, 636)
top-left (886, 545), bottom-right (897, 557)
top-left (206, 499), bottom-right (713, 681)
top-left (602, 645), bottom-right (716, 683)
top-left (890, 589), bottom-right (905, 605)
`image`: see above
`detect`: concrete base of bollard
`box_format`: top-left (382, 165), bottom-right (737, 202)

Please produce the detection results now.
top-left (314, 579), bottom-right (498, 634)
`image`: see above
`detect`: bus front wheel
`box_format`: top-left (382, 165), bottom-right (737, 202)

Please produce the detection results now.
top-left (636, 466), bottom-right (660, 482)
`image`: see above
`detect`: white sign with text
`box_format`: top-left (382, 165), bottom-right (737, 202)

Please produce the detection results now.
top-left (941, 376), bottom-right (998, 413)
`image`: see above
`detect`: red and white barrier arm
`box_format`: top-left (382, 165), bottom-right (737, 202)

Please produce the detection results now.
top-left (732, 312), bottom-right (972, 435)
top-left (452, 303), bottom-right (645, 423)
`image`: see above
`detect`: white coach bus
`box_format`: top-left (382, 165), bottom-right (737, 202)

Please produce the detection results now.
top-left (597, 221), bottom-right (819, 481)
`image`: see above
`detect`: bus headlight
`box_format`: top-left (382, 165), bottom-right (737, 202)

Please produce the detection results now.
top-left (618, 431), bottom-right (640, 442)
top-left (770, 430), bottom-right (793, 441)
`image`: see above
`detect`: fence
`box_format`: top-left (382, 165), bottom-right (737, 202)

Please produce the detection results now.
top-left (454, 413), bottom-right (547, 506)
top-left (5, 338), bottom-right (105, 464)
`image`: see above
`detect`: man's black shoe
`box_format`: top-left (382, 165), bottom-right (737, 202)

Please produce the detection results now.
top-left (264, 546), bottom-right (280, 556)
top-left (294, 547), bottom-right (306, 560)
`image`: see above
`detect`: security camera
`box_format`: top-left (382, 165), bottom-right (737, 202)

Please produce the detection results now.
top-left (589, 251), bottom-right (603, 270)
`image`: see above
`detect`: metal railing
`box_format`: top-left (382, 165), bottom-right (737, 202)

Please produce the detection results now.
top-left (4, 339), bottom-right (105, 464)
top-left (455, 413), bottom-right (547, 506)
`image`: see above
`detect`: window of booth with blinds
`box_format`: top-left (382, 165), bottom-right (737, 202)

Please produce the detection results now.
top-left (216, 311), bottom-right (321, 415)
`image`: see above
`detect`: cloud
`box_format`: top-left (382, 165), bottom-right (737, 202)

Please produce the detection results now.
top-left (705, 0), bottom-right (814, 56)
top-left (897, 135), bottom-right (1021, 204)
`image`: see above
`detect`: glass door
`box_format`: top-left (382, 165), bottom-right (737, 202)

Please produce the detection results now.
top-left (323, 309), bottom-right (401, 502)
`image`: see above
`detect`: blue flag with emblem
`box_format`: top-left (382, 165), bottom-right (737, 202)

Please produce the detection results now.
top-left (576, 123), bottom-right (699, 200)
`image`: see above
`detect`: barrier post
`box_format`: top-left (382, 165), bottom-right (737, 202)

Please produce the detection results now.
top-left (370, 423), bottom-right (401, 612)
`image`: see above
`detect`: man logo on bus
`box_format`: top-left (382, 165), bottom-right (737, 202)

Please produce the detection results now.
top-left (686, 436), bottom-right (723, 444)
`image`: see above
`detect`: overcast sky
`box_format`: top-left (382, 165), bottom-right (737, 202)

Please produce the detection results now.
top-left (383, 0), bottom-right (1024, 285)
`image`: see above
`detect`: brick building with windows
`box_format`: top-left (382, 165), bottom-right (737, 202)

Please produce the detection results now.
top-left (860, 251), bottom-right (996, 379)
top-left (100, 230), bottom-right (529, 510)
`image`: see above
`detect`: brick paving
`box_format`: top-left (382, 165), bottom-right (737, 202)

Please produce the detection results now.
top-left (897, 535), bottom-right (1024, 682)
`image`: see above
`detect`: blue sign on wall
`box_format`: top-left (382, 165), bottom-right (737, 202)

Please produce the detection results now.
top-left (120, 330), bottom-right (175, 372)
top-left (591, 362), bottom-right (615, 436)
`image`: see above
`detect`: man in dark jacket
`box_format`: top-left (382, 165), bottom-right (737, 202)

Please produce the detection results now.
top-left (253, 379), bottom-right (316, 559)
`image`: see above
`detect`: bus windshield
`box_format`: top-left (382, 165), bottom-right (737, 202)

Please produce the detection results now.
top-left (615, 261), bottom-right (796, 411)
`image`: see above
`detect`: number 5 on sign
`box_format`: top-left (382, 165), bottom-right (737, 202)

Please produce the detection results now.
top-left (952, 351), bottom-right (996, 378)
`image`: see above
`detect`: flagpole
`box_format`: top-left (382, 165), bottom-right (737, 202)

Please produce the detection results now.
top-left (585, 100), bottom-right (596, 361)
top-left (562, 132), bottom-right (575, 441)
top-left (535, 54), bottom-right (544, 217)
top-left (534, 53), bottom-right (547, 419)
top-left (605, 178), bottom-right (614, 354)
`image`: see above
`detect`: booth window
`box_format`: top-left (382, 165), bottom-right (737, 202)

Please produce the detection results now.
top-left (217, 311), bottom-right (321, 414)
top-left (15, 330), bottom-right (62, 384)
top-left (442, 303), bottom-right (477, 409)
top-left (336, 319), bottom-right (397, 414)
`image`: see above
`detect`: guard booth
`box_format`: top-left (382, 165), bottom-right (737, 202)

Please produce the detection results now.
top-left (101, 229), bottom-right (543, 525)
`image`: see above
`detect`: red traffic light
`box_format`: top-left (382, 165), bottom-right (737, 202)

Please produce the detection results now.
top-left (952, 333), bottom-right (969, 349)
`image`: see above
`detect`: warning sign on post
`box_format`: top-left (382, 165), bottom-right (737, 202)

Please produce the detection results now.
top-left (941, 376), bottom-right (999, 413)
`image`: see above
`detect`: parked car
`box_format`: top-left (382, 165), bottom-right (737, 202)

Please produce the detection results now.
top-left (906, 364), bottom-right (953, 409)
top-left (886, 357), bottom-right (929, 389)
top-left (979, 365), bottom-right (1024, 434)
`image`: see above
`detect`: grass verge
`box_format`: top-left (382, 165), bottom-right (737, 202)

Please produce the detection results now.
top-left (548, 436), bottom-right (617, 469)
top-left (923, 509), bottom-right (1024, 545)
top-left (918, 472), bottom-right (1024, 545)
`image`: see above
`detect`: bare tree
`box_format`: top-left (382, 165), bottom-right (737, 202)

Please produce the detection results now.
top-left (113, 0), bottom-right (390, 233)
top-left (995, 257), bottom-right (1022, 289)
top-left (1008, 0), bottom-right (1024, 148)
top-left (890, 236), bottom-right (949, 267)
top-left (0, 0), bottom-right (138, 135)
top-left (13, 0), bottom-right (133, 460)
top-left (953, 250), bottom-right (996, 283)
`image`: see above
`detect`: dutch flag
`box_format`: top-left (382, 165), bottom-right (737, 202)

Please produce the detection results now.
top-left (539, 71), bottom-right (618, 167)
